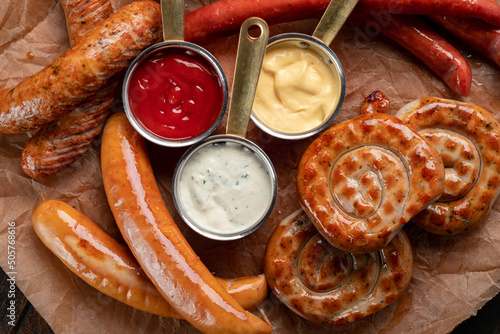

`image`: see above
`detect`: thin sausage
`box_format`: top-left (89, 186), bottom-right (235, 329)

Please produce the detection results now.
top-left (101, 112), bottom-right (272, 334)
top-left (356, 0), bottom-right (500, 26)
top-left (31, 198), bottom-right (268, 316)
top-left (360, 90), bottom-right (391, 115)
top-left (0, 0), bottom-right (161, 134)
top-left (184, 0), bottom-right (500, 44)
top-left (352, 13), bottom-right (472, 96)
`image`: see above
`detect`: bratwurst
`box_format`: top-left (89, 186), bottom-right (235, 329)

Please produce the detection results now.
top-left (21, 0), bottom-right (116, 178)
top-left (0, 0), bottom-right (161, 134)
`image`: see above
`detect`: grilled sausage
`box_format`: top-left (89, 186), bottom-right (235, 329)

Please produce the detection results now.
top-left (297, 111), bottom-right (445, 253)
top-left (360, 90), bottom-right (391, 115)
top-left (31, 198), bottom-right (268, 316)
top-left (356, 0), bottom-right (500, 26)
top-left (60, 0), bottom-right (113, 46)
top-left (396, 97), bottom-right (500, 234)
top-left (21, 0), bottom-right (116, 178)
top-left (0, 0), bottom-right (161, 134)
top-left (264, 209), bottom-right (413, 326)
top-left (184, 0), bottom-right (500, 44)
top-left (101, 112), bottom-right (272, 334)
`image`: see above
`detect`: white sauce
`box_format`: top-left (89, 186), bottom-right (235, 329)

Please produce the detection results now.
top-left (178, 141), bottom-right (272, 235)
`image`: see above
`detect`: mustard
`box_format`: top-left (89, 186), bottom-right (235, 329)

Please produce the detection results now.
top-left (252, 42), bottom-right (340, 134)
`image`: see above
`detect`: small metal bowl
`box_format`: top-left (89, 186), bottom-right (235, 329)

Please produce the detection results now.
top-left (122, 41), bottom-right (229, 147)
top-left (251, 33), bottom-right (346, 140)
top-left (172, 135), bottom-right (278, 241)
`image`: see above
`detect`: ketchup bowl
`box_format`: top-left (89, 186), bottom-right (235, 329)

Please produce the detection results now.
top-left (122, 41), bottom-right (229, 147)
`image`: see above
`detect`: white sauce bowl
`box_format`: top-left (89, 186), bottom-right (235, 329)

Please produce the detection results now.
top-left (172, 135), bottom-right (278, 240)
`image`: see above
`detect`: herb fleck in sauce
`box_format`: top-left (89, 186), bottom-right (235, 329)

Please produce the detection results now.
top-left (178, 142), bottom-right (272, 234)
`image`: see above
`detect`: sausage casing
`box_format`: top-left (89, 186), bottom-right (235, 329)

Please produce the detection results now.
top-left (0, 0), bottom-right (161, 134)
top-left (297, 112), bottom-right (445, 253)
top-left (101, 112), bottom-right (272, 334)
top-left (21, 0), bottom-right (116, 178)
top-left (264, 209), bottom-right (413, 326)
top-left (352, 13), bottom-right (472, 96)
top-left (31, 198), bottom-right (267, 316)
top-left (396, 97), bottom-right (500, 234)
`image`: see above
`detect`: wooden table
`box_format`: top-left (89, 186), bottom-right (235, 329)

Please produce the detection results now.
top-left (1, 266), bottom-right (498, 333)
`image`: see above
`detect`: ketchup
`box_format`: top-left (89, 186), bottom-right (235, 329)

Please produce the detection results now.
top-left (127, 48), bottom-right (224, 140)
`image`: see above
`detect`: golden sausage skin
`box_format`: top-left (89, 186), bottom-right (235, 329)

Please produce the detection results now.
top-left (0, 0), bottom-right (161, 134)
top-left (396, 97), bottom-right (500, 234)
top-left (264, 209), bottom-right (413, 326)
top-left (101, 112), bottom-right (272, 334)
top-left (31, 198), bottom-right (268, 317)
top-left (21, 0), bottom-right (116, 178)
top-left (297, 112), bottom-right (445, 254)
top-left (60, 0), bottom-right (114, 46)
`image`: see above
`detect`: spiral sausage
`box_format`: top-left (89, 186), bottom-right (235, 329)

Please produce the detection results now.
top-left (0, 0), bottom-right (161, 134)
top-left (297, 112), bottom-right (445, 253)
top-left (21, 0), bottom-right (116, 178)
top-left (264, 209), bottom-right (413, 326)
top-left (396, 97), bottom-right (500, 234)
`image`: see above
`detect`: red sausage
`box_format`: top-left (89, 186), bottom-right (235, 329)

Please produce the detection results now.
top-left (32, 198), bottom-right (268, 316)
top-left (352, 13), bottom-right (472, 96)
top-left (356, 0), bottom-right (500, 26)
top-left (60, 0), bottom-right (114, 46)
top-left (184, 0), bottom-right (500, 44)
top-left (429, 16), bottom-right (500, 67)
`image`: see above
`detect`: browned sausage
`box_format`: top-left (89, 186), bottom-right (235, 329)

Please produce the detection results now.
top-left (264, 209), bottom-right (413, 326)
top-left (360, 90), bottom-right (391, 115)
top-left (60, 0), bottom-right (113, 46)
top-left (297, 111), bottom-right (445, 253)
top-left (396, 97), bottom-right (500, 234)
top-left (101, 112), bottom-right (272, 334)
top-left (31, 198), bottom-right (268, 316)
top-left (0, 0), bottom-right (161, 134)
top-left (21, 0), bottom-right (116, 178)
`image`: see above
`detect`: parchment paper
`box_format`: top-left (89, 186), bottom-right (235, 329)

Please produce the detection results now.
top-left (1, 0), bottom-right (500, 333)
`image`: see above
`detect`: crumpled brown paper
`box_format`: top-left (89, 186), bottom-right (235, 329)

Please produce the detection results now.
top-left (1, 0), bottom-right (500, 333)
